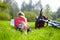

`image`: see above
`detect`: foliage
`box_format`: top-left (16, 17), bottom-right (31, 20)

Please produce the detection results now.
top-left (0, 2), bottom-right (11, 20)
top-left (0, 11), bottom-right (11, 20)
top-left (23, 11), bottom-right (37, 22)
top-left (21, 0), bottom-right (33, 11)
top-left (56, 7), bottom-right (60, 18)
top-left (52, 12), bottom-right (56, 20)
top-left (56, 18), bottom-right (60, 22)
top-left (0, 21), bottom-right (60, 40)
top-left (0, 0), bottom-right (2, 3)
top-left (21, 0), bottom-right (42, 12)
top-left (44, 4), bottom-right (52, 19)
top-left (52, 7), bottom-right (60, 21)
top-left (9, 1), bottom-right (19, 18)
top-left (3, 0), bottom-right (19, 18)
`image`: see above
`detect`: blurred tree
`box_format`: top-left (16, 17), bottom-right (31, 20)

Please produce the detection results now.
top-left (56, 7), bottom-right (60, 18)
top-left (3, 0), bottom-right (13, 4)
top-left (44, 4), bottom-right (52, 19)
top-left (55, 7), bottom-right (60, 21)
top-left (21, 1), bottom-right (26, 11)
top-left (27, 0), bottom-right (33, 11)
top-left (0, 0), bottom-right (11, 20)
top-left (34, 0), bottom-right (42, 15)
top-left (52, 12), bottom-right (57, 20)
top-left (10, 1), bottom-right (19, 18)
top-left (52, 7), bottom-right (60, 21)
top-left (21, 0), bottom-right (33, 11)
top-left (34, 0), bottom-right (42, 10)
top-left (3, 0), bottom-right (19, 18)
top-left (0, 0), bottom-right (2, 3)
top-left (24, 11), bottom-right (36, 22)
top-left (0, 0), bottom-right (19, 20)
top-left (21, 0), bottom-right (42, 16)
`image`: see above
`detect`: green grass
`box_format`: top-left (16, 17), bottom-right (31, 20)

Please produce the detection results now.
top-left (0, 21), bottom-right (60, 40)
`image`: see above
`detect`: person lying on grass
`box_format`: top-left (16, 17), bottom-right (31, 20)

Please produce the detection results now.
top-left (14, 11), bottom-right (31, 34)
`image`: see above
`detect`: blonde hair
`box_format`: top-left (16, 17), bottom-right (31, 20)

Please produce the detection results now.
top-left (17, 11), bottom-right (25, 16)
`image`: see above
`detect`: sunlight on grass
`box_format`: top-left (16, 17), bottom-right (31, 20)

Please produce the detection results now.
top-left (0, 21), bottom-right (60, 40)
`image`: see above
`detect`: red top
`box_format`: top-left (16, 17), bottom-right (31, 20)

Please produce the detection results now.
top-left (14, 16), bottom-right (27, 27)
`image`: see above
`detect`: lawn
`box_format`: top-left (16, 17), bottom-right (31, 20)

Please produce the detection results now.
top-left (0, 21), bottom-right (60, 40)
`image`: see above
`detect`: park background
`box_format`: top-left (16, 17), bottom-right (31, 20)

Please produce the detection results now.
top-left (0, 0), bottom-right (60, 40)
